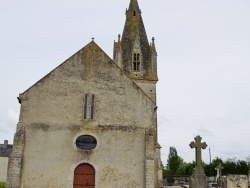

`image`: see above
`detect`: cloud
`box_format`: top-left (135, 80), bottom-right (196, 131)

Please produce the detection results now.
top-left (196, 126), bottom-right (214, 137)
top-left (7, 108), bottom-right (19, 123)
top-left (0, 108), bottom-right (19, 143)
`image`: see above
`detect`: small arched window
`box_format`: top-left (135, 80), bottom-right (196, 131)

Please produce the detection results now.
top-left (133, 53), bottom-right (140, 71)
top-left (133, 11), bottom-right (136, 16)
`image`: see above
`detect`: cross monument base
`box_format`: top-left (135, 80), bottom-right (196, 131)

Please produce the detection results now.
top-left (189, 173), bottom-right (208, 188)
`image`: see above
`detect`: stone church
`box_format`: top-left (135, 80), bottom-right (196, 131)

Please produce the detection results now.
top-left (7, 0), bottom-right (162, 187)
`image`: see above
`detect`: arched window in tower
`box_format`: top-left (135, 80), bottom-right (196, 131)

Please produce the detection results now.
top-left (133, 11), bottom-right (136, 16)
top-left (133, 53), bottom-right (140, 71)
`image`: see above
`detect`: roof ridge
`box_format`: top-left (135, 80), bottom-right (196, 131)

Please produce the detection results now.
top-left (19, 41), bottom-right (155, 105)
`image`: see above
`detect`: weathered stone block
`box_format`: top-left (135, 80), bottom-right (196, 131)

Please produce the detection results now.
top-left (227, 175), bottom-right (248, 188)
top-left (189, 174), bottom-right (208, 188)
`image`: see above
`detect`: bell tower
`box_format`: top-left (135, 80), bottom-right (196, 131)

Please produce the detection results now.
top-left (113, 0), bottom-right (158, 102)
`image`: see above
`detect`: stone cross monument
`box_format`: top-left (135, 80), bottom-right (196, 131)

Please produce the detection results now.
top-left (189, 135), bottom-right (208, 188)
top-left (216, 163), bottom-right (224, 187)
top-left (189, 135), bottom-right (207, 174)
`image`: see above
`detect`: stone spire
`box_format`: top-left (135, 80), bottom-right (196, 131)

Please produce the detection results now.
top-left (128, 0), bottom-right (140, 10)
top-left (116, 0), bottom-right (157, 81)
top-left (113, 0), bottom-right (158, 102)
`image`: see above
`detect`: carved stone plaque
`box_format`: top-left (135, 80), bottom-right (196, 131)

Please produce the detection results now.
top-left (76, 135), bottom-right (97, 150)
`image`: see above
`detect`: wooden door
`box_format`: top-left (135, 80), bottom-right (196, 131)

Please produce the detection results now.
top-left (73, 163), bottom-right (95, 188)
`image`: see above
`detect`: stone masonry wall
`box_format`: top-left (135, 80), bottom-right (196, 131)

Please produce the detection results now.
top-left (8, 42), bottom-right (157, 188)
top-left (0, 157), bottom-right (8, 182)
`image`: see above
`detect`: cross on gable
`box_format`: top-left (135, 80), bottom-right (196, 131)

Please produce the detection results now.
top-left (189, 135), bottom-right (207, 174)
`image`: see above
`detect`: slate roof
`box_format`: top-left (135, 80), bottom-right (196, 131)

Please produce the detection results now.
top-left (0, 144), bottom-right (13, 157)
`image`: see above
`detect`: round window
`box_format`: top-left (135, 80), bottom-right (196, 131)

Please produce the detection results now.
top-left (76, 135), bottom-right (97, 150)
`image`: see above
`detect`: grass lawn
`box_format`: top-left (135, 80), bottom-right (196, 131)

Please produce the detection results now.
top-left (0, 182), bottom-right (5, 188)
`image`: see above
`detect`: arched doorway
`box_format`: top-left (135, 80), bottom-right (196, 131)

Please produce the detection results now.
top-left (73, 163), bottom-right (95, 188)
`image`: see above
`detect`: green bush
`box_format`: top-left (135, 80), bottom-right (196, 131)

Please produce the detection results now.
top-left (0, 182), bottom-right (6, 188)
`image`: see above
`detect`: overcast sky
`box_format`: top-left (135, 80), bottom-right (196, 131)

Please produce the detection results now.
top-left (0, 0), bottom-right (250, 164)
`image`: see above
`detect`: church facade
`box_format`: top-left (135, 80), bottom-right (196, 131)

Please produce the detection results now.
top-left (7, 0), bottom-right (162, 187)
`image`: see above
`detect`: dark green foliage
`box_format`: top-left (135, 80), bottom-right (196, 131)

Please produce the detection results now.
top-left (223, 158), bottom-right (237, 175)
top-left (163, 147), bottom-right (250, 178)
top-left (235, 160), bottom-right (249, 174)
top-left (203, 157), bottom-right (249, 176)
top-left (176, 161), bottom-right (196, 176)
top-left (204, 157), bottom-right (223, 176)
top-left (223, 158), bottom-right (249, 175)
top-left (0, 182), bottom-right (6, 188)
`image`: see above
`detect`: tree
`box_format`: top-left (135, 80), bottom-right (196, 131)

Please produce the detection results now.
top-left (223, 158), bottom-right (237, 175)
top-left (236, 160), bottom-right (248, 174)
top-left (166, 147), bottom-right (183, 176)
top-left (204, 157), bottom-right (223, 176)
top-left (162, 148), bottom-right (250, 179)
top-left (176, 161), bottom-right (196, 176)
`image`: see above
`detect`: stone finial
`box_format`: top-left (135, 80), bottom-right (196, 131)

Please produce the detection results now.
top-left (151, 37), bottom-right (157, 54)
top-left (118, 34), bottom-right (121, 42)
top-left (3, 140), bottom-right (8, 148)
top-left (92, 37), bottom-right (95, 41)
top-left (189, 135), bottom-right (207, 174)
